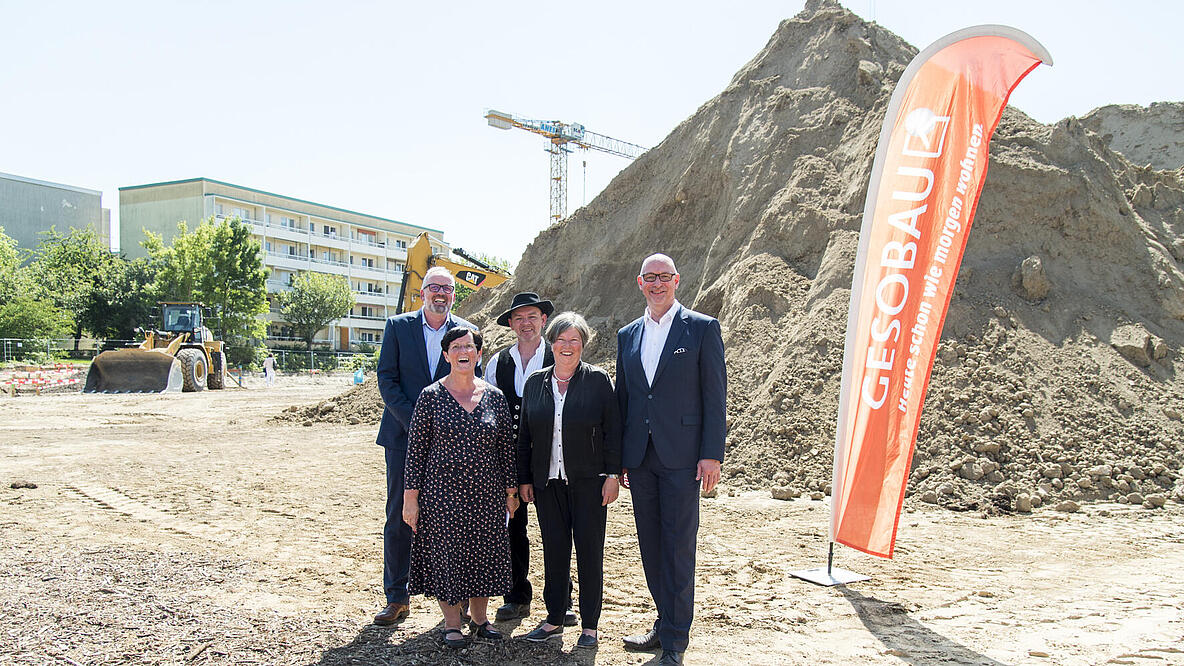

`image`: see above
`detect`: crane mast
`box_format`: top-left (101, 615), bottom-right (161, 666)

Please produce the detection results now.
top-left (485, 109), bottom-right (646, 225)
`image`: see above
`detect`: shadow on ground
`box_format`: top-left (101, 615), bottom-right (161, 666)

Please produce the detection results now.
top-left (311, 618), bottom-right (605, 666)
top-left (839, 586), bottom-right (1007, 666)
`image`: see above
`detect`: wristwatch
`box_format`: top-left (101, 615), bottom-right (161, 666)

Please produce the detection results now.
top-left (606, 474), bottom-right (619, 480)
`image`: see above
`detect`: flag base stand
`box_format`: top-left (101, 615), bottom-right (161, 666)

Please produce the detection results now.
top-left (790, 543), bottom-right (869, 587)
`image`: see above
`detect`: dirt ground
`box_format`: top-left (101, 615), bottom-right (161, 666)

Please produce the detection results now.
top-left (2, 377), bottom-right (1183, 666)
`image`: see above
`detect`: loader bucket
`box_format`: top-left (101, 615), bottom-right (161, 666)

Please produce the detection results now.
top-left (83, 349), bottom-right (184, 393)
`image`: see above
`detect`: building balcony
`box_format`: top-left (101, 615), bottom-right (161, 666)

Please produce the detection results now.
top-left (354, 290), bottom-right (387, 305)
top-left (265, 279), bottom-right (293, 292)
top-left (351, 263), bottom-right (388, 281)
top-left (264, 225), bottom-right (310, 244)
top-left (266, 252), bottom-right (312, 272)
top-left (351, 234), bottom-right (386, 249)
top-left (309, 256), bottom-right (349, 272)
top-left (340, 315), bottom-right (387, 328)
top-left (311, 232), bottom-right (350, 251)
top-left (215, 213), bottom-right (265, 229)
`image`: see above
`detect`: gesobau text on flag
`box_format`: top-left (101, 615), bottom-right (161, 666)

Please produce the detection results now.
top-left (863, 122), bottom-right (984, 413)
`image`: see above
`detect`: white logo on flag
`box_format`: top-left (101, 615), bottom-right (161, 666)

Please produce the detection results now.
top-left (902, 107), bottom-right (950, 158)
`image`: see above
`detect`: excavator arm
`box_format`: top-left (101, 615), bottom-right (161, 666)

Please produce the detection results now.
top-left (397, 232), bottom-right (509, 313)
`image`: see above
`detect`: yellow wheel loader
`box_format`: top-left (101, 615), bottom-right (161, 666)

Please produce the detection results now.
top-left (84, 302), bottom-right (227, 393)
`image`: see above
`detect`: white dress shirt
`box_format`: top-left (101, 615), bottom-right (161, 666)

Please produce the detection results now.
top-left (483, 341), bottom-right (546, 397)
top-left (641, 300), bottom-right (680, 386)
top-left (422, 312), bottom-right (449, 377)
top-left (547, 375), bottom-right (568, 481)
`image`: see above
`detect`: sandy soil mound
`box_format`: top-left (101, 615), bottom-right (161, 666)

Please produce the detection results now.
top-left (1080, 101), bottom-right (1184, 170)
top-left (274, 375), bottom-right (384, 426)
top-left (297, 0), bottom-right (1184, 514)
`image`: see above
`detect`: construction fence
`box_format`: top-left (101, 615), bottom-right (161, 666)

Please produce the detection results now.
top-left (0, 338), bottom-right (376, 374)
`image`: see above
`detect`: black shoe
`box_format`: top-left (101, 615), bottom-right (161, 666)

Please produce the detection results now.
top-left (522, 624), bottom-right (563, 642)
top-left (622, 627), bottom-right (660, 651)
top-left (495, 601), bottom-right (531, 621)
top-left (442, 627), bottom-right (467, 649)
top-left (575, 633), bottom-right (599, 649)
top-left (563, 609), bottom-right (578, 627)
top-left (658, 650), bottom-right (684, 665)
top-left (470, 620), bottom-right (504, 640)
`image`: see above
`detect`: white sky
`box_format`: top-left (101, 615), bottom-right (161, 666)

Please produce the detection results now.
top-left (1, 1), bottom-right (1179, 262)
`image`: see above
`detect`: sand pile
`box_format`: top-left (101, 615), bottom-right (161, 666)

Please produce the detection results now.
top-left (292, 0), bottom-right (1184, 513)
top-left (1080, 101), bottom-right (1184, 171)
top-left (275, 375), bottom-right (384, 426)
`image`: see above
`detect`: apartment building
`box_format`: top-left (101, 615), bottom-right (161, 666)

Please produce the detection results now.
top-left (0, 171), bottom-right (111, 251)
top-left (119, 178), bottom-right (448, 350)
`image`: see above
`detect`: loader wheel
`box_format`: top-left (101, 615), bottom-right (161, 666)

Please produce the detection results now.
top-left (177, 348), bottom-right (207, 392)
top-left (207, 351), bottom-right (225, 390)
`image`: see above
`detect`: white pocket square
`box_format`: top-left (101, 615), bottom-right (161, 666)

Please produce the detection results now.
top-left (673, 347), bottom-right (687, 354)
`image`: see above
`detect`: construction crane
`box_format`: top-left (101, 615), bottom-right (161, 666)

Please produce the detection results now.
top-left (485, 109), bottom-right (647, 224)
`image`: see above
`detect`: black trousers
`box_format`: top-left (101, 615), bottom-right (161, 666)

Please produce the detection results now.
top-left (505, 499), bottom-right (532, 603)
top-left (534, 477), bottom-right (606, 630)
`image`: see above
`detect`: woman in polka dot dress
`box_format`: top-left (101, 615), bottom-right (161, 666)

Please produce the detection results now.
top-left (403, 327), bottom-right (520, 648)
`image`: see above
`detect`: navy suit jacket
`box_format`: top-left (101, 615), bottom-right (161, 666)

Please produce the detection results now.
top-left (615, 304), bottom-right (727, 469)
top-left (375, 310), bottom-right (477, 449)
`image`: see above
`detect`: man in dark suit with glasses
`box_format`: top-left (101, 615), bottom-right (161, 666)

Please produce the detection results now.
top-left (615, 253), bottom-right (726, 666)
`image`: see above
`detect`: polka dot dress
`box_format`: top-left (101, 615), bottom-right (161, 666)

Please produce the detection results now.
top-left (405, 380), bottom-right (516, 606)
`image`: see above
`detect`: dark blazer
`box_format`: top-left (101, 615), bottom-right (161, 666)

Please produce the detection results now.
top-left (375, 310), bottom-right (477, 448)
top-left (615, 304), bottom-right (727, 469)
top-left (517, 362), bottom-right (622, 485)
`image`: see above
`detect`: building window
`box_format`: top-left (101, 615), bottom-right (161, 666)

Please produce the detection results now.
top-left (265, 241), bottom-right (272, 252)
top-left (287, 245), bottom-right (296, 256)
top-left (395, 239), bottom-right (407, 249)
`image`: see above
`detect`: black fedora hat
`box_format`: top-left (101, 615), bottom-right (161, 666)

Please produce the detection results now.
top-left (496, 292), bottom-right (555, 326)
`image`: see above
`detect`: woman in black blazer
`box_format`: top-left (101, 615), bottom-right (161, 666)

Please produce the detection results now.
top-left (517, 311), bottom-right (622, 648)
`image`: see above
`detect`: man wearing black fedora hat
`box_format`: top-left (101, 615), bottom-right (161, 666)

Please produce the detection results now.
top-left (484, 292), bottom-right (575, 626)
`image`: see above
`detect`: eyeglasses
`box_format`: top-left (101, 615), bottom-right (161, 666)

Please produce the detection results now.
top-left (424, 283), bottom-right (455, 294)
top-left (641, 272), bottom-right (677, 283)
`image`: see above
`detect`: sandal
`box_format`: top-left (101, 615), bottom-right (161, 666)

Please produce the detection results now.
top-left (442, 627), bottom-right (467, 649)
top-left (470, 620), bottom-right (504, 640)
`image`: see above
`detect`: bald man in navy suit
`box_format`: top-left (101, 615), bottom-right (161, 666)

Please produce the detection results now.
top-left (615, 253), bottom-right (726, 666)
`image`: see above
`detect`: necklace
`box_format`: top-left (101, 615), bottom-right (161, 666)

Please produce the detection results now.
top-left (554, 372), bottom-right (574, 384)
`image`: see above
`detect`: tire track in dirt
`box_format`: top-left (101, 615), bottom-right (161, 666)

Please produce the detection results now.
top-left (62, 483), bottom-right (358, 573)
top-left (65, 483), bottom-right (223, 539)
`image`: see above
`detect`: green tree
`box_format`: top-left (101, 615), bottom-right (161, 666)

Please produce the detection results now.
top-left (25, 226), bottom-right (114, 347)
top-left (0, 296), bottom-right (71, 339)
top-left (0, 225), bottom-right (28, 305)
top-left (82, 256), bottom-right (158, 340)
top-left (276, 272), bottom-right (355, 350)
top-left (144, 216), bottom-right (268, 356)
